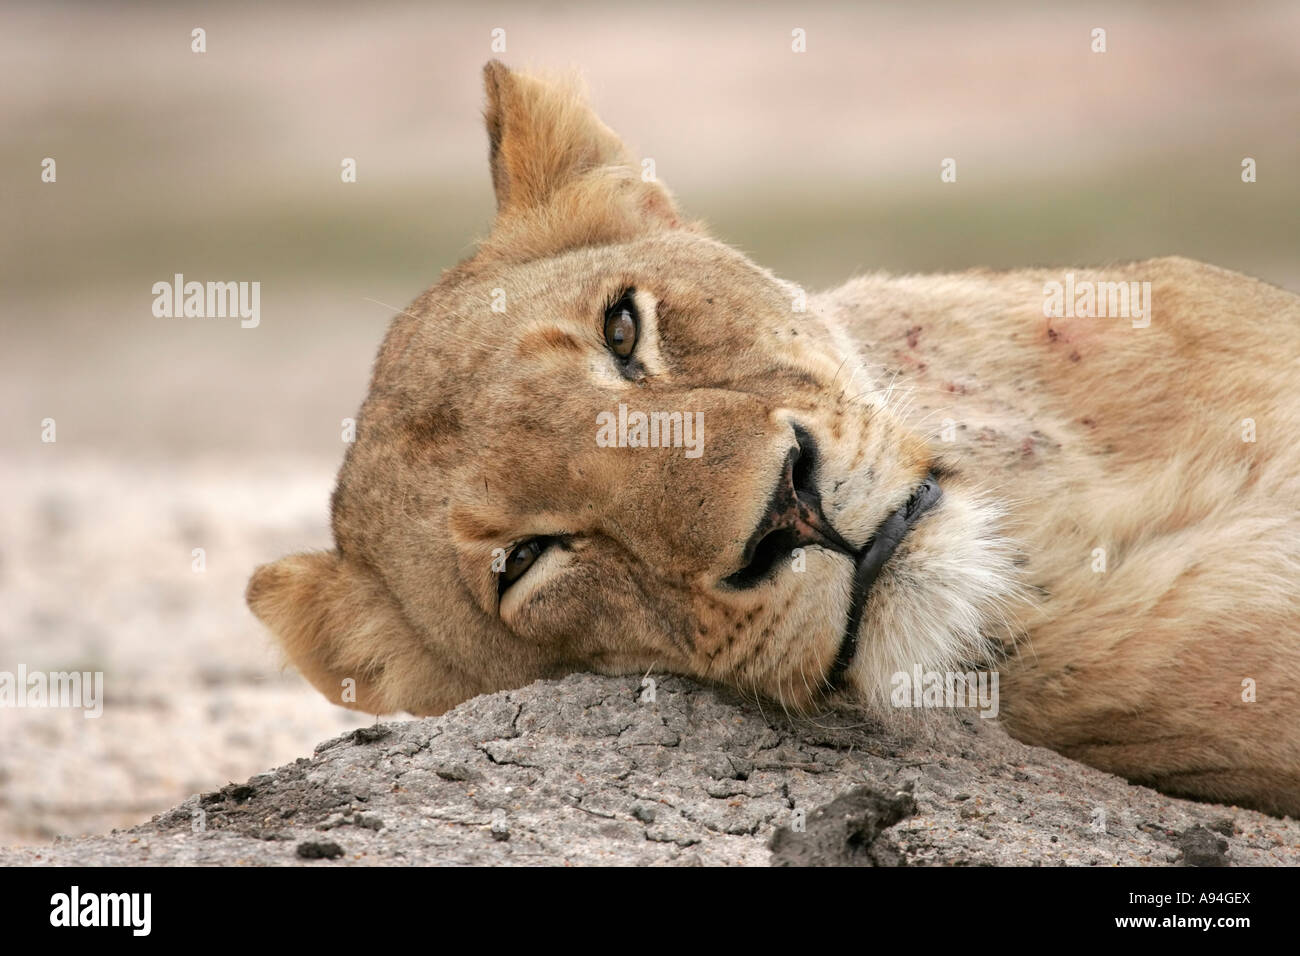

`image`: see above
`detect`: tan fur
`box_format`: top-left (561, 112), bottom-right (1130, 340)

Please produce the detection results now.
top-left (248, 62), bottom-right (1300, 816)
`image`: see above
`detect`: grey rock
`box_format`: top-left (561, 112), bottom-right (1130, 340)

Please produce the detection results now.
top-left (295, 840), bottom-right (344, 860)
top-left (2, 674), bottom-right (1298, 866)
top-left (770, 784), bottom-right (917, 866)
top-left (1178, 825), bottom-right (1231, 867)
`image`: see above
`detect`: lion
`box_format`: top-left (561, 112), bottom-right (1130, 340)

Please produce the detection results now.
top-left (248, 61), bottom-right (1300, 817)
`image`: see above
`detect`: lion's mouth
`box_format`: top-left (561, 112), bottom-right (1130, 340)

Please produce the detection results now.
top-left (722, 437), bottom-right (943, 688)
top-left (826, 473), bottom-right (944, 688)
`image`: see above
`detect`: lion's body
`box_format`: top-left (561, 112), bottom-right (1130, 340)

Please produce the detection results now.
top-left (820, 261), bottom-right (1300, 814)
top-left (248, 63), bottom-right (1300, 816)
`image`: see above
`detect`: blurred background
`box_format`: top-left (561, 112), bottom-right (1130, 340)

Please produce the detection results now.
top-left (1, 0), bottom-right (1297, 844)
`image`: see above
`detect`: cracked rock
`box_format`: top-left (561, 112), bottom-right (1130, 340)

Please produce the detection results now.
top-left (3, 674), bottom-right (1299, 866)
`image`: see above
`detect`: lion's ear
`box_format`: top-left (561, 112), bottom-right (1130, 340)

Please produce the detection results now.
top-left (480, 60), bottom-right (684, 257)
top-left (246, 551), bottom-right (452, 716)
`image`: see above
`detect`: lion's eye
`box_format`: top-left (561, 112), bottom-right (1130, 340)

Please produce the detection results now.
top-left (499, 538), bottom-right (550, 594)
top-left (603, 290), bottom-right (638, 359)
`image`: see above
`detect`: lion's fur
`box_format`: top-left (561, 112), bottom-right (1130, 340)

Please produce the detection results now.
top-left (248, 61), bottom-right (1300, 816)
top-left (821, 264), bottom-right (1300, 814)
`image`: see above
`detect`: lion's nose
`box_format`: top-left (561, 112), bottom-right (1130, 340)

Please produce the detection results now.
top-left (722, 426), bottom-right (855, 589)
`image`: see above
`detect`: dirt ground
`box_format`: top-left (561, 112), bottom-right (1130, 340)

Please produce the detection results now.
top-left (2, 1), bottom-right (1298, 846)
top-left (0, 454), bottom-right (369, 843)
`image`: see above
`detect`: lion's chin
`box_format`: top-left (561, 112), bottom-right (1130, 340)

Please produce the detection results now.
top-left (840, 487), bottom-right (1023, 711)
top-left (828, 473), bottom-right (944, 686)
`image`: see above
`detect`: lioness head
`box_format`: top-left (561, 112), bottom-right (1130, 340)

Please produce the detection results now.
top-left (247, 62), bottom-right (1017, 716)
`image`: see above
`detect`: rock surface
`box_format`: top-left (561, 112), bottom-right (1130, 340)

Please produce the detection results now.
top-left (4, 674), bottom-right (1297, 866)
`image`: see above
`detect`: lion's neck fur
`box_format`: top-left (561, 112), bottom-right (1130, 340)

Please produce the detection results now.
top-left (811, 258), bottom-right (1300, 814)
